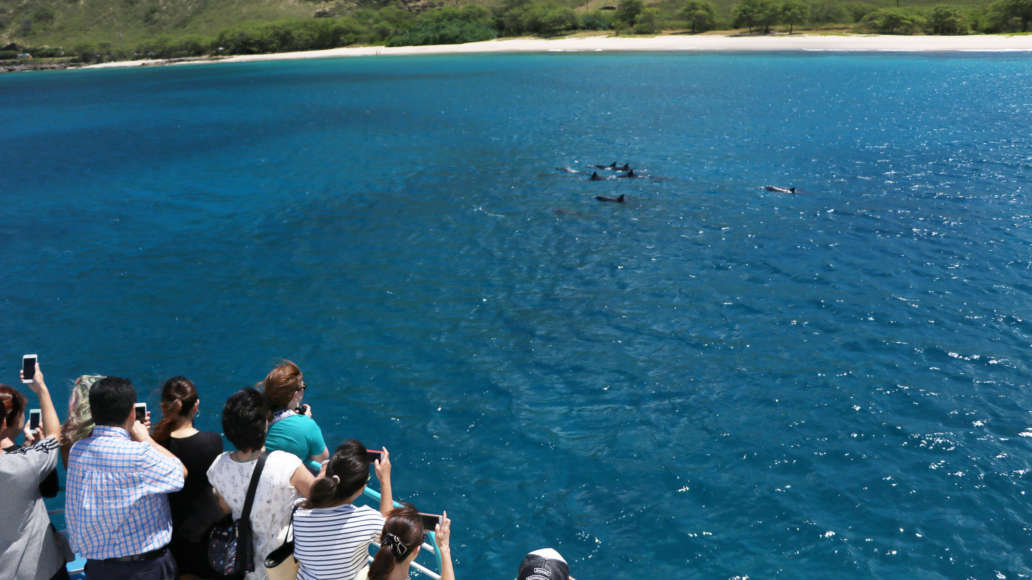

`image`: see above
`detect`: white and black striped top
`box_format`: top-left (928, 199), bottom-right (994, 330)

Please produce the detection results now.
top-left (294, 503), bottom-right (385, 580)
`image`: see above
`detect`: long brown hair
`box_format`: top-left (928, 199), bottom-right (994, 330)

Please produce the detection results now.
top-left (152, 376), bottom-right (198, 444)
top-left (368, 506), bottom-right (425, 580)
top-left (261, 360), bottom-right (303, 410)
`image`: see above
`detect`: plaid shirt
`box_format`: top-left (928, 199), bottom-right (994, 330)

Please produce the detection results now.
top-left (65, 426), bottom-right (185, 559)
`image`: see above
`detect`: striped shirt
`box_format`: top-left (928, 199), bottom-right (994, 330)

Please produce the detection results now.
top-left (294, 503), bottom-right (385, 580)
top-left (65, 426), bottom-right (185, 559)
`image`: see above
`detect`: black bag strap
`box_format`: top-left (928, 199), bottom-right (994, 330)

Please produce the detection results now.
top-left (286, 503), bottom-right (298, 538)
top-left (264, 503), bottom-right (300, 568)
top-left (241, 451), bottom-right (268, 524)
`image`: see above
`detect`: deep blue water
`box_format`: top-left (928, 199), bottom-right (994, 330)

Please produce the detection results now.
top-left (1, 52), bottom-right (1031, 578)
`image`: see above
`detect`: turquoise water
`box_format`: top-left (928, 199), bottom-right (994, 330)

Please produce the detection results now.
top-left (1, 52), bottom-right (1031, 578)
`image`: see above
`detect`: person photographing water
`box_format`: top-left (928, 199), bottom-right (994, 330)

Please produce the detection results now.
top-left (65, 376), bottom-right (187, 578)
top-left (153, 376), bottom-right (225, 580)
top-left (293, 440), bottom-right (395, 580)
top-left (262, 360), bottom-right (329, 473)
top-left (0, 360), bottom-right (74, 580)
top-left (368, 506), bottom-right (454, 580)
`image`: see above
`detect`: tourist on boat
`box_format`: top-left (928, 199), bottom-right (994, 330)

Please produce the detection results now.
top-left (293, 439), bottom-right (394, 580)
top-left (208, 387), bottom-right (315, 580)
top-left (517, 548), bottom-right (576, 580)
top-left (261, 360), bottom-right (328, 473)
top-left (0, 361), bottom-right (74, 580)
top-left (65, 376), bottom-right (186, 578)
top-left (153, 376), bottom-right (225, 580)
top-left (367, 506), bottom-right (454, 580)
top-left (58, 374), bottom-right (104, 467)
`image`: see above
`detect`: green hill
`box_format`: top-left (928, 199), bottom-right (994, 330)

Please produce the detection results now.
top-left (0, 0), bottom-right (1025, 65)
top-left (0, 0), bottom-right (335, 49)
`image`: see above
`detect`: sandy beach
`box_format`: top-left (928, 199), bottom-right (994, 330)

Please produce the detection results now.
top-left (82, 33), bottom-right (1032, 69)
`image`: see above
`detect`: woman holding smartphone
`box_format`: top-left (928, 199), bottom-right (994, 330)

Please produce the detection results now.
top-left (153, 376), bottom-right (225, 580)
top-left (293, 439), bottom-right (395, 580)
top-left (261, 360), bottom-right (328, 473)
top-left (0, 361), bottom-right (74, 580)
top-left (367, 506), bottom-right (454, 580)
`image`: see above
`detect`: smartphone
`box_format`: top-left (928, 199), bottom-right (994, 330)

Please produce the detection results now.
top-left (21, 354), bottom-right (37, 384)
top-left (419, 513), bottom-right (442, 531)
top-left (134, 402), bottom-right (147, 421)
top-left (29, 409), bottom-right (41, 430)
top-left (366, 449), bottom-right (383, 463)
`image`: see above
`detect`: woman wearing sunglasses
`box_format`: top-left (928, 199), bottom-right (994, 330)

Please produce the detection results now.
top-left (261, 360), bottom-right (328, 474)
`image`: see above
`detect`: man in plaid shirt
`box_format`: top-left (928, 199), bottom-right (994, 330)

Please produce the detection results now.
top-left (66, 376), bottom-right (186, 579)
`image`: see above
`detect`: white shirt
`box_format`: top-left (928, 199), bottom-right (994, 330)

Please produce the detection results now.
top-left (208, 450), bottom-right (302, 580)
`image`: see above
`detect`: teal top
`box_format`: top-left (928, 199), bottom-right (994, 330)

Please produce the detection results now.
top-left (265, 413), bottom-right (327, 473)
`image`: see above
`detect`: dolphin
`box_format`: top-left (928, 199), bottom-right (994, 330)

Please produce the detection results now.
top-left (764, 185), bottom-right (796, 194)
top-left (595, 194), bottom-right (625, 203)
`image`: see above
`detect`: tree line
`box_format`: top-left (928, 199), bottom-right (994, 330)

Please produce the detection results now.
top-left (4, 0), bottom-right (1029, 64)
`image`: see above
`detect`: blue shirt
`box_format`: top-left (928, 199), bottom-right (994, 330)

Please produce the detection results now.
top-left (66, 426), bottom-right (185, 559)
top-left (265, 413), bottom-right (327, 473)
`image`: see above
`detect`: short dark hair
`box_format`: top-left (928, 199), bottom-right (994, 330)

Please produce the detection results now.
top-left (222, 388), bottom-right (268, 452)
top-left (89, 377), bottom-right (136, 426)
top-left (0, 384), bottom-right (27, 429)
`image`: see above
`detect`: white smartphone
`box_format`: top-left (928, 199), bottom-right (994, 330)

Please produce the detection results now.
top-left (29, 409), bottom-right (41, 431)
top-left (134, 402), bottom-right (147, 421)
top-left (21, 354), bottom-right (37, 384)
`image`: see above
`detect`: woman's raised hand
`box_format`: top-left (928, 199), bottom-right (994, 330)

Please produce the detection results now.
top-left (374, 446), bottom-right (391, 482)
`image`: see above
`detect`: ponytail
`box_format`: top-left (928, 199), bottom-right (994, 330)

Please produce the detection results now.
top-left (304, 440), bottom-right (371, 509)
top-left (152, 376), bottom-right (198, 444)
top-left (368, 506), bottom-right (424, 580)
top-left (305, 474), bottom-right (343, 508)
top-left (367, 543), bottom-right (396, 580)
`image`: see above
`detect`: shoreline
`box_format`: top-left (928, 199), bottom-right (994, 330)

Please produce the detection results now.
top-left (68, 33), bottom-right (1032, 70)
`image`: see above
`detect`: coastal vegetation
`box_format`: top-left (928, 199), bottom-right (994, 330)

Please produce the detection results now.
top-left (0, 0), bottom-right (1029, 66)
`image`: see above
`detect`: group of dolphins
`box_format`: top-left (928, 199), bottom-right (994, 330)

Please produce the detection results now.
top-left (587, 161), bottom-right (637, 203)
top-left (557, 161), bottom-right (798, 206)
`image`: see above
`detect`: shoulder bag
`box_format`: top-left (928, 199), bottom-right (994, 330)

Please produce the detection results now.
top-left (208, 451), bottom-right (268, 578)
top-left (264, 504), bottom-right (300, 580)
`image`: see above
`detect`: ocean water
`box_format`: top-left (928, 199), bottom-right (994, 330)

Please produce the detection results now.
top-left (1, 52), bottom-right (1031, 578)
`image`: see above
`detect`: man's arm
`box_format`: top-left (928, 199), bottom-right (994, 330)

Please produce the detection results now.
top-left (131, 419), bottom-right (187, 480)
